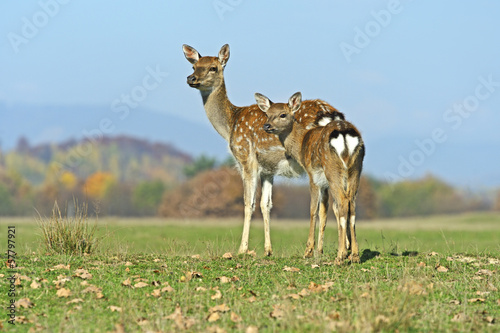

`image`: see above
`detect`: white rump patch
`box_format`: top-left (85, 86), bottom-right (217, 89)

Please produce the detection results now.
top-left (330, 135), bottom-right (345, 157)
top-left (345, 134), bottom-right (359, 156)
top-left (318, 117), bottom-right (332, 126)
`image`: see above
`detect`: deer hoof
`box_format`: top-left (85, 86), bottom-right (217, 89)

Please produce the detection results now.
top-left (303, 248), bottom-right (314, 258)
top-left (350, 254), bottom-right (360, 263)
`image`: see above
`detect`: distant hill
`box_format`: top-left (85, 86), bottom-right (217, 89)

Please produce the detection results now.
top-left (1, 135), bottom-right (193, 185)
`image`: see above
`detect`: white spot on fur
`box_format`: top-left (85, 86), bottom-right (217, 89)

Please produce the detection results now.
top-left (318, 117), bottom-right (332, 126)
top-left (345, 134), bottom-right (359, 156)
top-left (305, 124), bottom-right (314, 130)
top-left (334, 116), bottom-right (342, 121)
top-left (340, 217), bottom-right (347, 229)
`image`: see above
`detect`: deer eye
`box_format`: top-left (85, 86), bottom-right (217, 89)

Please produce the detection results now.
top-left (209, 67), bottom-right (218, 72)
top-left (280, 113), bottom-right (287, 119)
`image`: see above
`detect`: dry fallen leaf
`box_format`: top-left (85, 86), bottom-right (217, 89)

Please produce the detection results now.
top-left (30, 281), bottom-right (41, 289)
top-left (211, 290), bottom-right (222, 300)
top-left (299, 288), bottom-right (310, 297)
top-left (246, 325), bottom-right (259, 333)
top-left (417, 262), bottom-right (426, 267)
top-left (134, 282), bottom-right (149, 288)
top-left (210, 304), bottom-right (230, 313)
top-left (162, 285), bottom-right (174, 293)
top-left (191, 254), bottom-right (201, 259)
top-left (151, 289), bottom-right (161, 298)
top-left (108, 306), bottom-right (122, 312)
top-left (468, 298), bottom-right (485, 303)
top-left (15, 298), bottom-right (34, 309)
top-left (217, 276), bottom-right (231, 284)
top-left (283, 266), bottom-right (300, 272)
top-left (428, 252), bottom-right (439, 256)
top-left (436, 265), bottom-right (449, 273)
top-left (311, 264), bottom-right (320, 269)
top-left (124, 262), bottom-right (134, 266)
top-left (207, 312), bottom-right (221, 322)
top-left (286, 293), bottom-right (301, 300)
top-left (122, 278), bottom-right (132, 287)
top-left (66, 298), bottom-right (84, 305)
top-left (360, 292), bottom-right (370, 298)
top-left (270, 305), bottom-right (285, 319)
top-left (449, 299), bottom-right (461, 305)
top-left (247, 296), bottom-right (257, 303)
top-left (52, 264), bottom-right (70, 270)
top-left (56, 288), bottom-right (72, 298)
top-left (476, 269), bottom-right (493, 276)
top-left (222, 252), bottom-right (233, 259)
top-left (74, 269), bottom-right (92, 280)
top-left (153, 258), bottom-right (161, 263)
top-left (231, 312), bottom-right (241, 323)
top-left (195, 286), bottom-right (207, 292)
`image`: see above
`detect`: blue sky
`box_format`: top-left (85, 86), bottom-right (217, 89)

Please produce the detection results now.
top-left (1, 1), bottom-right (499, 188)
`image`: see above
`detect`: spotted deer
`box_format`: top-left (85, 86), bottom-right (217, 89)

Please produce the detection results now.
top-left (182, 44), bottom-right (344, 256)
top-left (256, 92), bottom-right (364, 264)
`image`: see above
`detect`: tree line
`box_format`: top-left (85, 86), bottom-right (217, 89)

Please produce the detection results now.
top-left (0, 137), bottom-right (498, 218)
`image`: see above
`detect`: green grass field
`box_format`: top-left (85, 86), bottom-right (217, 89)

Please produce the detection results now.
top-left (1, 213), bottom-right (499, 332)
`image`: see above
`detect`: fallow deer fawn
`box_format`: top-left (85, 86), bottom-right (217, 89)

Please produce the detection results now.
top-left (256, 92), bottom-right (365, 264)
top-left (182, 44), bottom-right (345, 256)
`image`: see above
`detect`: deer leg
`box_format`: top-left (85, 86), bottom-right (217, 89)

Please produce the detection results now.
top-left (238, 169), bottom-right (258, 255)
top-left (317, 188), bottom-right (329, 255)
top-left (304, 183), bottom-right (320, 258)
top-left (333, 195), bottom-right (349, 265)
top-left (260, 175), bottom-right (274, 256)
top-left (348, 201), bottom-right (360, 263)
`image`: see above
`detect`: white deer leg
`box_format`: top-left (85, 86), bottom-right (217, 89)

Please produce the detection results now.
top-left (260, 175), bottom-right (274, 256)
top-left (238, 169), bottom-right (258, 255)
top-left (317, 188), bottom-right (329, 255)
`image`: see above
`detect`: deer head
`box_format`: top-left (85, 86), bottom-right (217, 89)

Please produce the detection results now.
top-left (256, 92), bottom-right (302, 135)
top-left (183, 44), bottom-right (230, 92)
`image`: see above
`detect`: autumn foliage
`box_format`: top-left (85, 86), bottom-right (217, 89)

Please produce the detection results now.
top-left (159, 167), bottom-right (243, 218)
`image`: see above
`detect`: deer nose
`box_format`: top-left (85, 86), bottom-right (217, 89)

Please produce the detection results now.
top-left (263, 123), bottom-right (271, 131)
top-left (187, 75), bottom-right (196, 84)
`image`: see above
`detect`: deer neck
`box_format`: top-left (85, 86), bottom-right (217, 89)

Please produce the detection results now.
top-left (200, 80), bottom-right (234, 142)
top-left (278, 122), bottom-right (307, 166)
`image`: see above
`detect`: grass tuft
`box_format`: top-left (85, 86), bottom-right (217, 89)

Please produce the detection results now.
top-left (36, 200), bottom-right (100, 255)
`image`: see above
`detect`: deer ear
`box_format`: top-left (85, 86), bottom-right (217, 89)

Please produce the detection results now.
top-left (288, 92), bottom-right (302, 113)
top-left (183, 44), bottom-right (201, 64)
top-left (218, 44), bottom-right (230, 68)
top-left (254, 93), bottom-right (272, 113)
